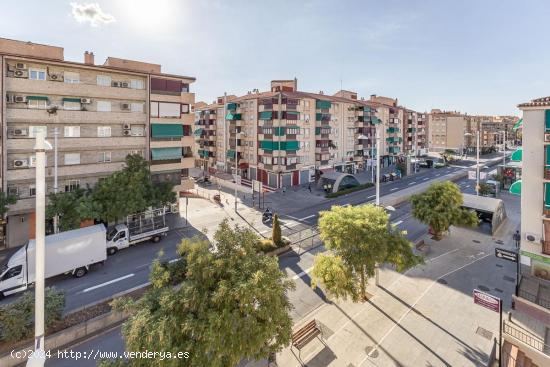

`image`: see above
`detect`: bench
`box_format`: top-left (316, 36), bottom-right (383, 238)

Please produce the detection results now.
top-left (291, 319), bottom-right (325, 359)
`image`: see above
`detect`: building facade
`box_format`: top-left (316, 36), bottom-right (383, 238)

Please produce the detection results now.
top-left (0, 38), bottom-right (195, 247)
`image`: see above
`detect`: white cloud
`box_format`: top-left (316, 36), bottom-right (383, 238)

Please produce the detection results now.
top-left (70, 2), bottom-right (115, 27)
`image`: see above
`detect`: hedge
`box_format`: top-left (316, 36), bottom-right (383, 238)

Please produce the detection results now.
top-left (325, 183), bottom-right (374, 198)
top-left (0, 287), bottom-right (65, 342)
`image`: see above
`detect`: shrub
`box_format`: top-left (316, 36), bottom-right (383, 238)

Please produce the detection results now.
top-left (256, 239), bottom-right (278, 253)
top-left (0, 287), bottom-right (65, 342)
top-left (272, 214), bottom-right (282, 247)
top-left (325, 183), bottom-right (374, 198)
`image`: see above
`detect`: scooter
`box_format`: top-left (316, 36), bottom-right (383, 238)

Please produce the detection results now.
top-left (262, 210), bottom-right (273, 223)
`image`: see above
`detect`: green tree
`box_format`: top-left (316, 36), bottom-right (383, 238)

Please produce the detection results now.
top-left (272, 213), bottom-right (282, 247)
top-left (478, 182), bottom-right (492, 196)
top-left (312, 204), bottom-right (421, 301)
top-left (46, 188), bottom-right (94, 231)
top-left (0, 190), bottom-right (17, 219)
top-left (411, 181), bottom-right (479, 240)
top-left (111, 220), bottom-right (295, 367)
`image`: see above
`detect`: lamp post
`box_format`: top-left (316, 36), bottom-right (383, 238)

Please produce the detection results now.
top-left (53, 127), bottom-right (59, 234)
top-left (27, 131), bottom-right (51, 367)
top-left (465, 130), bottom-right (480, 195)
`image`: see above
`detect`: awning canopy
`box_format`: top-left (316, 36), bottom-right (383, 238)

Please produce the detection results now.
top-left (151, 147), bottom-right (182, 161)
top-left (152, 124), bottom-right (183, 138)
top-left (62, 97), bottom-right (81, 103)
top-left (26, 95), bottom-right (48, 101)
top-left (510, 148), bottom-right (522, 162)
top-left (509, 180), bottom-right (521, 195)
top-left (513, 118), bottom-right (523, 131)
top-left (193, 128), bottom-right (204, 136)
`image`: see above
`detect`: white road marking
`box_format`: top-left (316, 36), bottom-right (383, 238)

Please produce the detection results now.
top-left (82, 274), bottom-right (135, 293)
top-left (291, 266), bottom-right (314, 280)
top-left (299, 214), bottom-right (315, 221)
top-left (408, 181), bottom-right (417, 186)
top-left (390, 188), bottom-right (399, 191)
top-left (392, 220), bottom-right (403, 226)
top-left (362, 252), bottom-right (492, 362)
top-left (435, 174), bottom-right (441, 177)
top-left (367, 195), bottom-right (376, 199)
top-left (465, 185), bottom-right (470, 189)
top-left (423, 177), bottom-right (430, 181)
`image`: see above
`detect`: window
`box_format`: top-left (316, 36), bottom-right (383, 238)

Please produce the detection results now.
top-left (181, 104), bottom-right (190, 114)
top-left (131, 103), bottom-right (144, 113)
top-left (97, 75), bottom-right (112, 86)
top-left (130, 125), bottom-right (144, 136)
top-left (97, 126), bottom-right (112, 137)
top-left (96, 101), bottom-right (111, 112)
top-left (130, 79), bottom-right (144, 89)
top-left (66, 180), bottom-right (80, 192)
top-left (1, 265), bottom-right (22, 281)
top-left (64, 72), bottom-right (80, 84)
top-left (130, 149), bottom-right (143, 157)
top-left (63, 101), bottom-right (81, 110)
top-left (29, 126), bottom-right (47, 138)
top-left (150, 102), bottom-right (181, 117)
top-left (263, 127), bottom-right (273, 135)
top-left (181, 83), bottom-right (189, 93)
top-left (261, 156), bottom-right (272, 165)
top-left (29, 68), bottom-right (46, 80)
top-left (7, 186), bottom-right (19, 197)
top-left (99, 152), bottom-right (112, 163)
top-left (64, 126), bottom-right (80, 137)
top-left (29, 185), bottom-right (36, 197)
top-left (150, 102), bottom-right (159, 117)
top-left (28, 99), bottom-right (48, 109)
top-left (64, 153), bottom-right (80, 165)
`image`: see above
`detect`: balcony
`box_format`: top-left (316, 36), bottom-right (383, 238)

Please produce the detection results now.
top-left (503, 321), bottom-right (550, 358)
top-left (517, 275), bottom-right (550, 312)
top-left (6, 108), bottom-right (147, 125)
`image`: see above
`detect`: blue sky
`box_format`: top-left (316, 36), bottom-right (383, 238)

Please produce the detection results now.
top-left (1, 0), bottom-right (549, 115)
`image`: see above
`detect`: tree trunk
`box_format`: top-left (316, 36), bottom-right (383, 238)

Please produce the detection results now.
top-left (360, 265), bottom-right (366, 300)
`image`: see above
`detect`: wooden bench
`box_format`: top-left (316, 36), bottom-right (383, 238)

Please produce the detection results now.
top-left (291, 319), bottom-right (325, 359)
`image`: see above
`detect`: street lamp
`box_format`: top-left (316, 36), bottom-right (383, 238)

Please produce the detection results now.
top-left (357, 134), bottom-right (370, 180)
top-left (234, 131), bottom-right (246, 212)
top-left (27, 132), bottom-right (52, 367)
top-left (465, 131), bottom-right (480, 195)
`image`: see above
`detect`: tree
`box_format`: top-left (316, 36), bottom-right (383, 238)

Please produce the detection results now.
top-left (272, 213), bottom-right (282, 247)
top-left (0, 190), bottom-right (17, 219)
top-left (111, 220), bottom-right (295, 367)
top-left (46, 188), bottom-right (94, 232)
top-left (478, 183), bottom-right (492, 196)
top-left (410, 181), bottom-right (478, 240)
top-left (312, 204), bottom-right (421, 301)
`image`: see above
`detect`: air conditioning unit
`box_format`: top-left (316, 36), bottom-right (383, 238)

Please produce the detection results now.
top-left (49, 73), bottom-right (64, 82)
top-left (15, 63), bottom-right (27, 70)
top-left (545, 133), bottom-right (550, 142)
top-left (132, 129), bottom-right (144, 137)
top-left (6, 94), bottom-right (15, 104)
top-left (13, 159), bottom-right (29, 168)
top-left (14, 70), bottom-right (28, 78)
top-left (122, 123), bottom-right (131, 130)
top-left (525, 233), bottom-right (541, 243)
top-left (15, 95), bottom-right (26, 103)
top-left (120, 103), bottom-right (130, 111)
top-left (12, 128), bottom-right (28, 136)
top-left (121, 82), bottom-right (129, 88)
top-left (123, 130), bottom-right (131, 136)
top-left (112, 81), bottom-right (121, 87)
top-left (80, 98), bottom-right (92, 104)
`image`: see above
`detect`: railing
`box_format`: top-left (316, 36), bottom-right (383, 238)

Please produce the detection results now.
top-left (503, 322), bottom-right (550, 355)
top-left (518, 287), bottom-right (550, 310)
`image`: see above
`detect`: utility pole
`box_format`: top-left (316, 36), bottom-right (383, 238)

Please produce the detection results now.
top-left (223, 92), bottom-right (227, 172)
top-left (27, 131), bottom-right (49, 367)
top-left (53, 127), bottom-right (59, 234)
top-left (502, 130), bottom-right (506, 170)
top-left (476, 130), bottom-right (480, 196)
top-left (376, 124), bottom-right (380, 206)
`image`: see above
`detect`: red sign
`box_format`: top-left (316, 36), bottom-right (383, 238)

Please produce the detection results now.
top-left (473, 289), bottom-right (501, 313)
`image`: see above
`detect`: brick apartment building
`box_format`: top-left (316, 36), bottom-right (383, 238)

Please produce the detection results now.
top-left (0, 38), bottom-right (195, 247)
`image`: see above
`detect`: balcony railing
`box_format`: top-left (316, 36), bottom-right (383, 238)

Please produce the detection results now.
top-left (503, 322), bottom-right (550, 356)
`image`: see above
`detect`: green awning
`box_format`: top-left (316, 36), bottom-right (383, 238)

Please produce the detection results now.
top-left (274, 127), bottom-right (285, 136)
top-left (316, 100), bottom-right (331, 109)
top-left (546, 110), bottom-right (550, 132)
top-left (281, 141), bottom-right (299, 150)
top-left (226, 102), bottom-right (238, 110)
top-left (226, 113), bottom-right (242, 120)
top-left (259, 111), bottom-right (273, 120)
top-left (286, 111), bottom-right (299, 116)
top-left (547, 146), bottom-right (550, 166)
top-left (194, 128), bottom-right (204, 136)
top-left (509, 180), bottom-right (521, 196)
top-left (260, 141), bottom-right (276, 151)
top-left (372, 117), bottom-right (381, 125)
top-left (62, 97), bottom-right (81, 103)
top-left (226, 150), bottom-right (235, 158)
top-left (26, 96), bottom-right (48, 101)
top-left (512, 118), bottom-right (523, 131)
top-left (546, 183), bottom-right (550, 208)
top-left (151, 124), bottom-right (183, 138)
top-left (151, 147), bottom-right (182, 161)
top-left (510, 147), bottom-right (522, 162)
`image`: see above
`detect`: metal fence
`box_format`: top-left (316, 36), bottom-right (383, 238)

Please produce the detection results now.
top-left (287, 225), bottom-right (323, 254)
top-left (518, 288), bottom-right (550, 311)
top-left (503, 322), bottom-right (550, 355)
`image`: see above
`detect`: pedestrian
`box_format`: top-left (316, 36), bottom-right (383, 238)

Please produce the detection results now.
top-left (282, 186), bottom-right (286, 196)
top-left (308, 183), bottom-right (312, 193)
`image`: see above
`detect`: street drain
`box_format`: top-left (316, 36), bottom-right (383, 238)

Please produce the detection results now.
top-left (495, 264), bottom-right (503, 268)
top-left (495, 240), bottom-right (504, 244)
top-left (503, 276), bottom-right (515, 283)
top-left (473, 240), bottom-right (481, 243)
top-left (364, 346), bottom-right (379, 358)
top-left (476, 327), bottom-right (493, 340)
top-left (478, 285), bottom-right (490, 291)
top-left (494, 288), bottom-right (503, 293)
top-left (437, 278), bottom-right (448, 285)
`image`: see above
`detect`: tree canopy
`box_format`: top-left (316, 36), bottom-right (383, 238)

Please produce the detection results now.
top-left (109, 220), bottom-right (295, 367)
top-left (0, 190), bottom-right (17, 219)
top-left (312, 204), bottom-right (421, 301)
top-left (410, 181), bottom-right (478, 240)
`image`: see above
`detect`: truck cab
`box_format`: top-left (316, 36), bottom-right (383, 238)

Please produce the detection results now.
top-left (107, 225), bottom-right (130, 255)
top-left (0, 247), bottom-right (28, 298)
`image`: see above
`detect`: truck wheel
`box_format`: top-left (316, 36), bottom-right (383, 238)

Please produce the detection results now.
top-left (107, 247), bottom-right (118, 256)
top-left (0, 292), bottom-right (4, 300)
top-left (74, 267), bottom-right (88, 278)
top-left (152, 236), bottom-right (161, 243)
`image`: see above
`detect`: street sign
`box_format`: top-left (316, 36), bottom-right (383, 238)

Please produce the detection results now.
top-left (233, 174), bottom-right (241, 185)
top-left (495, 247), bottom-right (518, 263)
top-left (473, 289), bottom-right (501, 313)
top-left (252, 179), bottom-right (262, 192)
top-left (480, 172), bottom-right (487, 180)
top-left (468, 171), bottom-right (476, 180)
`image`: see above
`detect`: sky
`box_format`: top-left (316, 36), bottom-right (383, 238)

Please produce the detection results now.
top-left (1, 0), bottom-right (549, 116)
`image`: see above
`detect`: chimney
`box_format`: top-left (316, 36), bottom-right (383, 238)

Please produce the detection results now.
top-left (84, 51), bottom-right (94, 65)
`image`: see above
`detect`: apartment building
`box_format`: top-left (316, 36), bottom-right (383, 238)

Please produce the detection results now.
top-left (402, 109), bottom-right (429, 156)
top-left (500, 96), bottom-right (550, 367)
top-left (471, 115), bottom-right (519, 149)
top-left (0, 38), bottom-right (195, 247)
top-left (428, 110), bottom-right (471, 153)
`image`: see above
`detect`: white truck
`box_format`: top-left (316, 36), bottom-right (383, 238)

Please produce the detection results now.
top-left (0, 224), bottom-right (107, 299)
top-left (106, 208), bottom-right (169, 255)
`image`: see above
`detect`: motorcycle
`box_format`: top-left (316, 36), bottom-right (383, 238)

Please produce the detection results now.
top-left (262, 210), bottom-right (273, 223)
